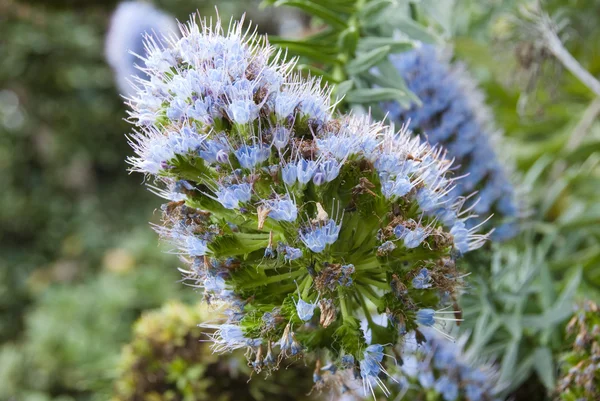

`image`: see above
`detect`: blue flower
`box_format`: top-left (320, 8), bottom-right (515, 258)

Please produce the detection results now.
top-left (281, 163), bottom-right (298, 186)
top-left (271, 126), bottom-right (291, 150)
top-left (265, 196), bottom-right (297, 222)
top-left (184, 235), bottom-right (208, 256)
top-left (416, 308), bottom-right (435, 326)
top-left (235, 144), bottom-right (270, 169)
top-left (227, 98), bottom-right (259, 124)
top-left (412, 268), bottom-right (432, 289)
top-left (299, 219), bottom-right (341, 253)
top-left (215, 183), bottom-right (252, 209)
top-left (198, 137), bottom-right (230, 164)
top-left (381, 175), bottom-right (413, 199)
top-left (404, 227), bottom-right (429, 249)
top-left (296, 158), bottom-right (317, 185)
top-left (284, 246), bottom-right (302, 262)
top-left (295, 298), bottom-right (318, 321)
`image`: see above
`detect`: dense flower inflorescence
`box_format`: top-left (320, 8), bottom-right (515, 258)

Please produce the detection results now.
top-left (105, 1), bottom-right (178, 97)
top-left (126, 15), bottom-right (487, 396)
top-left (555, 301), bottom-right (600, 401)
top-left (384, 44), bottom-right (521, 240)
top-left (395, 329), bottom-right (503, 401)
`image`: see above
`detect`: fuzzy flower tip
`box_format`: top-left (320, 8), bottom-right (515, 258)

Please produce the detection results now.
top-left (125, 14), bottom-right (487, 397)
top-left (105, 1), bottom-right (178, 97)
top-left (384, 44), bottom-right (523, 240)
top-left (394, 329), bottom-right (504, 401)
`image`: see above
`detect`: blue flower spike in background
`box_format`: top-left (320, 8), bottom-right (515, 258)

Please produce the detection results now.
top-left (125, 14), bottom-right (487, 397)
top-left (106, 1), bottom-right (178, 97)
top-left (385, 44), bottom-right (523, 240)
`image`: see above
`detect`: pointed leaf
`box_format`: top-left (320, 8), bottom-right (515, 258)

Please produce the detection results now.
top-left (273, 0), bottom-right (348, 30)
top-left (268, 38), bottom-right (339, 64)
top-left (499, 340), bottom-right (520, 384)
top-left (346, 46), bottom-right (391, 76)
top-left (358, 0), bottom-right (394, 22)
top-left (533, 347), bottom-right (556, 390)
top-left (358, 37), bottom-right (414, 53)
top-left (334, 80), bottom-right (354, 98)
top-left (394, 17), bottom-right (439, 43)
top-left (345, 87), bottom-right (411, 105)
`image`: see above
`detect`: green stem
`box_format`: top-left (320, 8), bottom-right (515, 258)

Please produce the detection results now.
top-left (240, 270), bottom-right (305, 289)
top-left (353, 257), bottom-right (381, 271)
top-left (359, 276), bottom-right (389, 291)
top-left (355, 290), bottom-right (374, 325)
top-left (338, 287), bottom-right (350, 323)
top-left (359, 284), bottom-right (383, 309)
top-left (301, 275), bottom-right (313, 299)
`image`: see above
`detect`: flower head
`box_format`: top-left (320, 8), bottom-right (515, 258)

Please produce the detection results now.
top-left (125, 15), bottom-right (488, 396)
top-left (384, 44), bottom-right (523, 239)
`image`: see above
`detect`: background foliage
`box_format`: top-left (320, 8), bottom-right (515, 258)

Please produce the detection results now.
top-left (1, 0), bottom-right (598, 400)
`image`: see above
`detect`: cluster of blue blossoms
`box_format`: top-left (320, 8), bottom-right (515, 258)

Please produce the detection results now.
top-left (125, 15), bottom-right (489, 397)
top-left (397, 328), bottom-right (503, 401)
top-left (105, 1), bottom-right (177, 97)
top-left (385, 44), bottom-right (521, 240)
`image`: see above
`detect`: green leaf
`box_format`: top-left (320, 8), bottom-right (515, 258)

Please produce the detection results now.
top-left (499, 340), bottom-right (520, 384)
top-left (376, 59), bottom-right (421, 105)
top-left (362, 72), bottom-right (416, 107)
top-left (550, 267), bottom-right (582, 317)
top-left (394, 17), bottom-right (439, 43)
top-left (334, 80), bottom-right (354, 98)
top-left (345, 87), bottom-right (411, 105)
top-left (533, 347), bottom-right (556, 390)
top-left (358, 0), bottom-right (394, 22)
top-left (272, 0), bottom-right (348, 30)
top-left (346, 46), bottom-right (391, 76)
top-left (268, 38), bottom-right (339, 65)
top-left (358, 37), bottom-right (414, 53)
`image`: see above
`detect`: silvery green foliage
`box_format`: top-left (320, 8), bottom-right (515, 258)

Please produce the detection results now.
top-left (385, 44), bottom-right (522, 240)
top-left (125, 15), bottom-right (487, 396)
top-left (105, 1), bottom-right (178, 97)
top-left (461, 231), bottom-right (582, 394)
top-left (393, 328), bottom-right (503, 401)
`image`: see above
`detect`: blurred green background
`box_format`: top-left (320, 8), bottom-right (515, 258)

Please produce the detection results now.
top-left (1, 0), bottom-right (599, 400)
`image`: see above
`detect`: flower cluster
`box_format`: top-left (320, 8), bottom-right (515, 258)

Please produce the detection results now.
top-left (394, 329), bottom-right (503, 401)
top-left (384, 44), bottom-right (521, 240)
top-left (126, 15), bottom-right (486, 396)
top-left (105, 1), bottom-right (178, 97)
top-left (556, 300), bottom-right (600, 401)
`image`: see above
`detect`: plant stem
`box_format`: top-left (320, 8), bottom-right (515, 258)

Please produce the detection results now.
top-left (338, 287), bottom-right (350, 323)
top-left (360, 276), bottom-right (388, 290)
top-left (356, 290), bottom-right (374, 325)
